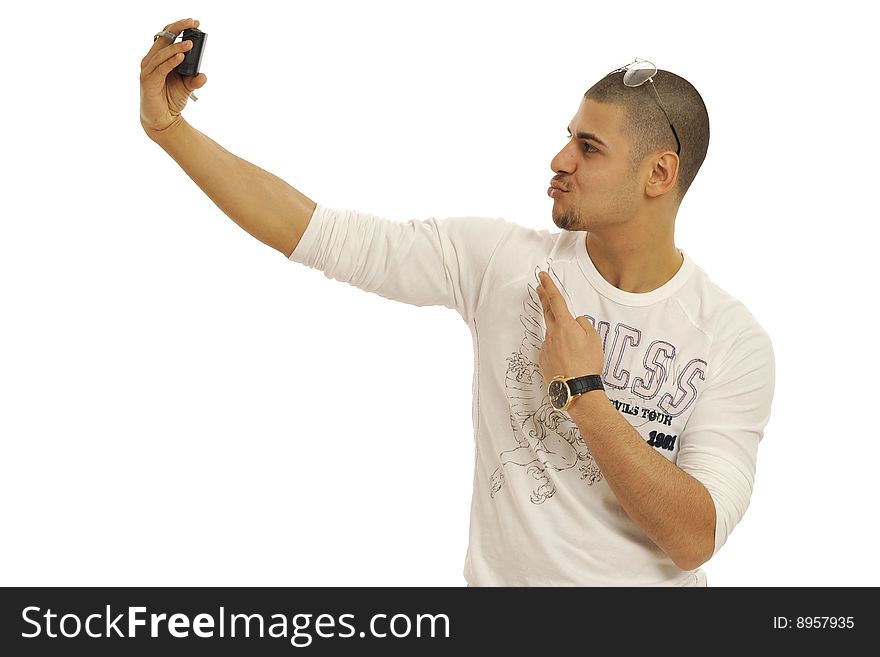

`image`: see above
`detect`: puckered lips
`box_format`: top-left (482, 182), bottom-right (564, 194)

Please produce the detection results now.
top-left (548, 179), bottom-right (569, 197)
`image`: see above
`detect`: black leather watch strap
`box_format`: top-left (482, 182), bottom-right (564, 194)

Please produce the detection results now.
top-left (567, 374), bottom-right (604, 397)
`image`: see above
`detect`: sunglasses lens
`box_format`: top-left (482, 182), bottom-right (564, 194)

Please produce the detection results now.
top-left (622, 61), bottom-right (656, 87)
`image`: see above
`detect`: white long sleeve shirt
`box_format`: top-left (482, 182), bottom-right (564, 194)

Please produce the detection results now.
top-left (289, 202), bottom-right (775, 586)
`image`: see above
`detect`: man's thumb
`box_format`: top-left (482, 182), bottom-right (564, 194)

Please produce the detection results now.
top-left (186, 73), bottom-right (207, 90)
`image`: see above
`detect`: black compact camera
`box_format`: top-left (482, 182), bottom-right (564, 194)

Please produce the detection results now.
top-left (175, 28), bottom-right (207, 77)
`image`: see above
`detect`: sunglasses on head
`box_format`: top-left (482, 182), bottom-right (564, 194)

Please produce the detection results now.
top-left (608, 57), bottom-right (681, 156)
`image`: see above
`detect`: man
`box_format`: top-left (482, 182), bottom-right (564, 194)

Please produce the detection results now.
top-left (141, 18), bottom-right (775, 586)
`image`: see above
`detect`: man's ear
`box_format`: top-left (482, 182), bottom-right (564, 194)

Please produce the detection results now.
top-left (645, 151), bottom-right (679, 198)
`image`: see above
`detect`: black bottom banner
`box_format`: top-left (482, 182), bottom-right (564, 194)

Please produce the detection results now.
top-left (0, 586), bottom-right (869, 655)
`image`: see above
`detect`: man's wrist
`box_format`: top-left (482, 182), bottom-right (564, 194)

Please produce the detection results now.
top-left (567, 387), bottom-right (608, 417)
top-left (143, 116), bottom-right (189, 145)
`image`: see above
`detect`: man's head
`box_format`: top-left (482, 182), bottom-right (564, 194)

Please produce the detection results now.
top-left (550, 68), bottom-right (709, 233)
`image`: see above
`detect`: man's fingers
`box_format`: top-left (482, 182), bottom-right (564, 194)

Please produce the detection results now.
top-left (539, 271), bottom-right (572, 321)
top-left (141, 39), bottom-right (193, 83)
top-left (161, 51), bottom-right (187, 76)
top-left (536, 279), bottom-right (554, 323)
top-left (575, 316), bottom-right (594, 333)
top-left (158, 17), bottom-right (199, 45)
top-left (142, 18), bottom-right (199, 67)
top-left (145, 50), bottom-right (187, 85)
top-left (163, 17), bottom-right (200, 33)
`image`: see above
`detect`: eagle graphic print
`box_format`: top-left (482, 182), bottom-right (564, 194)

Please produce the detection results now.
top-left (490, 263), bottom-right (603, 504)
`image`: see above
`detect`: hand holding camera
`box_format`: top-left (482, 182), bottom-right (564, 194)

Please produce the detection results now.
top-left (139, 17), bottom-right (207, 135)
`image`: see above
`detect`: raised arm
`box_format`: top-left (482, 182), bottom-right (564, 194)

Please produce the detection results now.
top-left (139, 17), bottom-right (316, 257)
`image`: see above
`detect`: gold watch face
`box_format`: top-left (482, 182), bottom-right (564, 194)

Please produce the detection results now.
top-left (548, 379), bottom-right (569, 410)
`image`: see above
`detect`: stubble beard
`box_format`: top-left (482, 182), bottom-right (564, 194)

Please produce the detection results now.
top-left (552, 203), bottom-right (583, 232)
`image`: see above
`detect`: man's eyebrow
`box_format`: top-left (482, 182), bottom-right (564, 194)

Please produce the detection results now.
top-left (567, 125), bottom-right (607, 148)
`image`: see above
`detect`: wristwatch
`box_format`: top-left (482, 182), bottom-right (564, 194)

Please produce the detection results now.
top-left (547, 374), bottom-right (604, 411)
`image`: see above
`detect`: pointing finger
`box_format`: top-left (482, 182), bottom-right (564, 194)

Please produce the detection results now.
top-left (539, 271), bottom-right (572, 321)
top-left (536, 276), bottom-right (554, 324)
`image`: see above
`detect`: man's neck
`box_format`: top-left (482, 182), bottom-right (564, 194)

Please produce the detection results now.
top-left (585, 230), bottom-right (683, 294)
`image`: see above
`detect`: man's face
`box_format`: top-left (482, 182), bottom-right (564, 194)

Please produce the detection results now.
top-left (549, 99), bottom-right (642, 232)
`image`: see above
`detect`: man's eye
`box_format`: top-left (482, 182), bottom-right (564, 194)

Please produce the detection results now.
top-left (566, 134), bottom-right (596, 154)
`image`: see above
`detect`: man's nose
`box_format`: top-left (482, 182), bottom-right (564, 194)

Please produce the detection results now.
top-left (550, 143), bottom-right (574, 172)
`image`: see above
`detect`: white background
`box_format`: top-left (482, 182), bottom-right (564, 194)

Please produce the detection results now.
top-left (1, 0), bottom-right (877, 587)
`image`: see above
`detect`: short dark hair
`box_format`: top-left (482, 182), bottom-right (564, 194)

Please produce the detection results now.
top-left (584, 68), bottom-right (710, 204)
